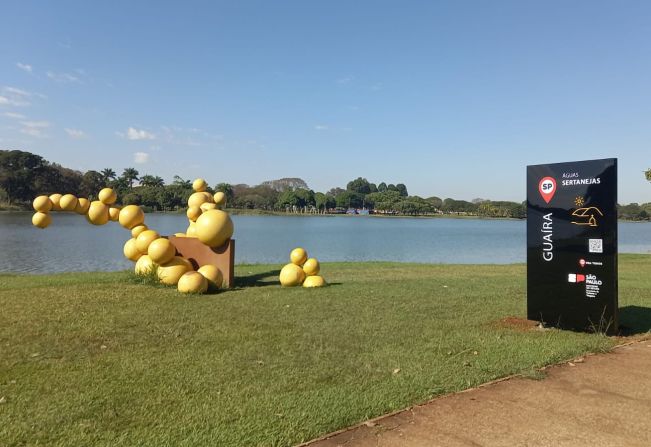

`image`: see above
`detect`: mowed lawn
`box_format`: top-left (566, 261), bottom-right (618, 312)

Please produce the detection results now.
top-left (1, 255), bottom-right (650, 446)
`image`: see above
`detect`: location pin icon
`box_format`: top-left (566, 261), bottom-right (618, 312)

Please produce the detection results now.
top-left (538, 177), bottom-right (556, 204)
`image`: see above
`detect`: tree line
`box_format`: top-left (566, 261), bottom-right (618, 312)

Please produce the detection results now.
top-left (1, 150), bottom-right (649, 220)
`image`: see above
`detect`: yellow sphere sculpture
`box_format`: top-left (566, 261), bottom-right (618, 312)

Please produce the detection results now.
top-left (86, 200), bottom-right (110, 225)
top-left (131, 224), bottom-right (148, 238)
top-left (279, 263), bottom-right (306, 287)
top-left (157, 256), bottom-right (192, 285)
top-left (302, 258), bottom-right (320, 276)
top-left (213, 191), bottom-right (226, 208)
top-left (186, 221), bottom-right (198, 237)
top-left (186, 206), bottom-right (202, 222)
top-left (134, 255), bottom-right (156, 275)
top-left (148, 238), bottom-right (176, 265)
top-left (123, 238), bottom-right (142, 262)
top-left (49, 193), bottom-right (63, 211)
top-left (187, 191), bottom-right (211, 208)
top-left (32, 212), bottom-right (52, 229)
top-left (109, 207), bottom-right (121, 221)
top-left (177, 271), bottom-right (208, 294)
top-left (200, 202), bottom-right (218, 212)
top-left (303, 275), bottom-right (326, 288)
top-left (197, 265), bottom-right (223, 290)
top-left (173, 232), bottom-right (186, 237)
top-left (135, 230), bottom-right (160, 254)
top-left (33, 195), bottom-right (53, 213)
top-left (59, 194), bottom-right (78, 212)
top-left (119, 205), bottom-right (145, 229)
top-left (192, 178), bottom-right (207, 192)
top-left (290, 248), bottom-right (308, 266)
top-left (75, 198), bottom-right (90, 214)
top-left (195, 209), bottom-right (234, 248)
top-left (98, 187), bottom-right (117, 205)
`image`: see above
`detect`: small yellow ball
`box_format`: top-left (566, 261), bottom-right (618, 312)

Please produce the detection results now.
top-left (195, 209), bottom-right (234, 248)
top-left (192, 178), bottom-right (207, 192)
top-left (197, 265), bottom-right (223, 290)
top-left (32, 212), bottom-right (52, 229)
top-left (279, 263), bottom-right (306, 287)
top-left (135, 229), bottom-right (160, 254)
top-left (302, 258), bottom-right (320, 276)
top-left (86, 200), bottom-right (109, 225)
top-left (290, 248), bottom-right (308, 266)
top-left (109, 206), bottom-right (121, 221)
top-left (75, 198), bottom-right (90, 214)
top-left (303, 275), bottom-right (326, 288)
top-left (186, 206), bottom-right (202, 222)
top-left (131, 224), bottom-right (148, 238)
top-left (147, 238), bottom-right (176, 265)
top-left (187, 191), bottom-right (211, 208)
top-left (200, 202), bottom-right (218, 212)
top-left (177, 271), bottom-right (208, 294)
top-left (173, 232), bottom-right (186, 237)
top-left (119, 205), bottom-right (145, 229)
top-left (186, 221), bottom-right (198, 237)
top-left (158, 256), bottom-right (193, 285)
top-left (98, 187), bottom-right (117, 205)
top-left (134, 255), bottom-right (157, 276)
top-left (59, 194), bottom-right (78, 212)
top-left (213, 191), bottom-right (226, 208)
top-left (123, 238), bottom-right (142, 262)
top-left (49, 193), bottom-right (63, 211)
top-left (33, 195), bottom-right (53, 213)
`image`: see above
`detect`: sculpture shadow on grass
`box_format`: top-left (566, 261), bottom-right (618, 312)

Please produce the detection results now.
top-left (234, 270), bottom-right (281, 288)
top-left (618, 305), bottom-right (651, 335)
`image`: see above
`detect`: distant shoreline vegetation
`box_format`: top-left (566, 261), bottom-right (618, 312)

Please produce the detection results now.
top-left (1, 149), bottom-right (650, 221)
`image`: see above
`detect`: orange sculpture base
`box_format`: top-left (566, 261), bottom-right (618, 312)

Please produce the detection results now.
top-left (168, 237), bottom-right (235, 288)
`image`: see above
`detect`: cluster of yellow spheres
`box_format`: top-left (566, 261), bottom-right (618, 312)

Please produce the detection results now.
top-left (279, 248), bottom-right (326, 287)
top-left (32, 180), bottom-right (232, 295)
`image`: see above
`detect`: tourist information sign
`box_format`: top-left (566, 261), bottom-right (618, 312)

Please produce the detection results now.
top-left (527, 158), bottom-right (618, 334)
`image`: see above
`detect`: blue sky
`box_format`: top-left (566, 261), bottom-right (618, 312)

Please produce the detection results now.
top-left (1, 0), bottom-right (650, 203)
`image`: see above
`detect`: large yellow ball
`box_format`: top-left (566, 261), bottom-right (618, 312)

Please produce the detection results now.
top-left (195, 209), bottom-right (234, 248)
top-left (148, 238), bottom-right (176, 265)
top-left (75, 198), bottom-right (90, 214)
top-left (49, 193), bottom-right (62, 211)
top-left (177, 271), bottom-right (208, 294)
top-left (302, 258), bottom-right (320, 276)
top-left (86, 200), bottom-right (109, 225)
top-left (59, 194), bottom-right (78, 212)
top-left (119, 205), bottom-right (145, 229)
top-left (32, 212), bottom-right (52, 229)
top-left (192, 178), bottom-right (207, 192)
top-left (98, 187), bottom-right (117, 205)
top-left (279, 263), bottom-right (306, 287)
top-left (33, 195), bottom-right (52, 213)
top-left (131, 224), bottom-right (148, 238)
top-left (173, 232), bottom-right (186, 237)
top-left (290, 248), bottom-right (308, 266)
top-left (186, 206), bottom-right (202, 222)
top-left (187, 191), bottom-right (211, 208)
top-left (186, 221), bottom-right (198, 237)
top-left (135, 229), bottom-right (160, 254)
top-left (109, 206), bottom-right (121, 221)
top-left (134, 255), bottom-right (157, 275)
top-left (197, 265), bottom-right (223, 290)
top-left (200, 202), bottom-right (217, 212)
top-left (158, 256), bottom-right (193, 285)
top-left (303, 275), bottom-right (326, 288)
top-left (123, 238), bottom-right (142, 262)
top-left (213, 191), bottom-right (226, 208)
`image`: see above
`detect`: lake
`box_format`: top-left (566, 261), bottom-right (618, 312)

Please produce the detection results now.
top-left (0, 212), bottom-right (649, 273)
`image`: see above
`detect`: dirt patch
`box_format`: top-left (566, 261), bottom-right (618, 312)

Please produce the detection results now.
top-left (492, 316), bottom-right (541, 332)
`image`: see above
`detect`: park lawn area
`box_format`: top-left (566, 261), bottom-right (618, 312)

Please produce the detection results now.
top-left (1, 255), bottom-right (650, 446)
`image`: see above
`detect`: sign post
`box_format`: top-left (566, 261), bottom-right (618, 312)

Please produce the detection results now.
top-left (527, 158), bottom-right (618, 334)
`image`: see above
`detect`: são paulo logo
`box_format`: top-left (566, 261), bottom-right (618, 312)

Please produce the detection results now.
top-left (538, 177), bottom-right (556, 204)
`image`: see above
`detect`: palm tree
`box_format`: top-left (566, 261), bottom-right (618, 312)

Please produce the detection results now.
top-left (140, 175), bottom-right (165, 188)
top-left (121, 167), bottom-right (140, 188)
top-left (172, 175), bottom-right (192, 188)
top-left (645, 169), bottom-right (651, 182)
top-left (101, 168), bottom-right (116, 183)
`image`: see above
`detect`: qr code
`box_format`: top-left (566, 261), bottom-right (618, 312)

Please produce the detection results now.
top-left (589, 239), bottom-right (603, 253)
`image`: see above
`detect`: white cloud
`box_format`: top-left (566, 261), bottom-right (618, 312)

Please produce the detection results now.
top-left (337, 76), bottom-right (354, 84)
top-left (20, 120), bottom-right (50, 138)
top-left (126, 127), bottom-right (156, 140)
top-left (64, 128), bottom-right (86, 139)
top-left (3, 112), bottom-right (25, 119)
top-left (133, 152), bottom-right (150, 164)
top-left (314, 124), bottom-right (329, 131)
top-left (4, 87), bottom-right (30, 96)
top-left (16, 62), bottom-right (32, 73)
top-left (46, 71), bottom-right (80, 83)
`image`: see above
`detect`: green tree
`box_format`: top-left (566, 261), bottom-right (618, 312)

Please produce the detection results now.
top-left (101, 168), bottom-right (116, 183)
top-left (396, 183), bottom-right (408, 197)
top-left (0, 150), bottom-right (49, 203)
top-left (121, 167), bottom-right (139, 188)
top-left (140, 175), bottom-right (165, 187)
top-left (377, 182), bottom-right (387, 192)
top-left (80, 170), bottom-right (104, 198)
top-left (215, 183), bottom-right (234, 202)
top-left (346, 177), bottom-right (372, 194)
top-left (646, 169), bottom-right (651, 182)
top-left (335, 191), bottom-right (364, 208)
top-left (426, 196), bottom-right (443, 209)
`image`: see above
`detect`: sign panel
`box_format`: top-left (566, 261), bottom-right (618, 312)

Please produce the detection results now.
top-left (527, 158), bottom-right (618, 334)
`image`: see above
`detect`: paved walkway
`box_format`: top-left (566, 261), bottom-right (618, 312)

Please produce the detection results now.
top-left (305, 340), bottom-right (651, 447)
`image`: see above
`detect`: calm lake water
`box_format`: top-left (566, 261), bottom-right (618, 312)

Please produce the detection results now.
top-left (0, 212), bottom-right (649, 273)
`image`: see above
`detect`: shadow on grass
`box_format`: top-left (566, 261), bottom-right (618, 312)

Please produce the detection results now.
top-left (619, 305), bottom-right (651, 335)
top-left (235, 270), bottom-right (281, 288)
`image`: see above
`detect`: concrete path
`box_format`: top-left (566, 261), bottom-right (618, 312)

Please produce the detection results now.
top-left (305, 340), bottom-right (651, 447)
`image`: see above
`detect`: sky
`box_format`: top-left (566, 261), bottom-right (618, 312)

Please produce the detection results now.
top-left (1, 0), bottom-right (651, 203)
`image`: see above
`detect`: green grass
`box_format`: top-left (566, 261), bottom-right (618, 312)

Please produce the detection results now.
top-left (1, 255), bottom-right (650, 446)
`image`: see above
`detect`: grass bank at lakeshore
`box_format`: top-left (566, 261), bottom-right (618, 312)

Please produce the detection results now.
top-left (1, 255), bottom-right (650, 446)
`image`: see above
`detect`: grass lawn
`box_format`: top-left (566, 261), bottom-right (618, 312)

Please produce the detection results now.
top-left (1, 255), bottom-right (650, 446)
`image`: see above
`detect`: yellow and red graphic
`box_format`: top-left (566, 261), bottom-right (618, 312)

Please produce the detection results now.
top-left (571, 206), bottom-right (603, 227)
